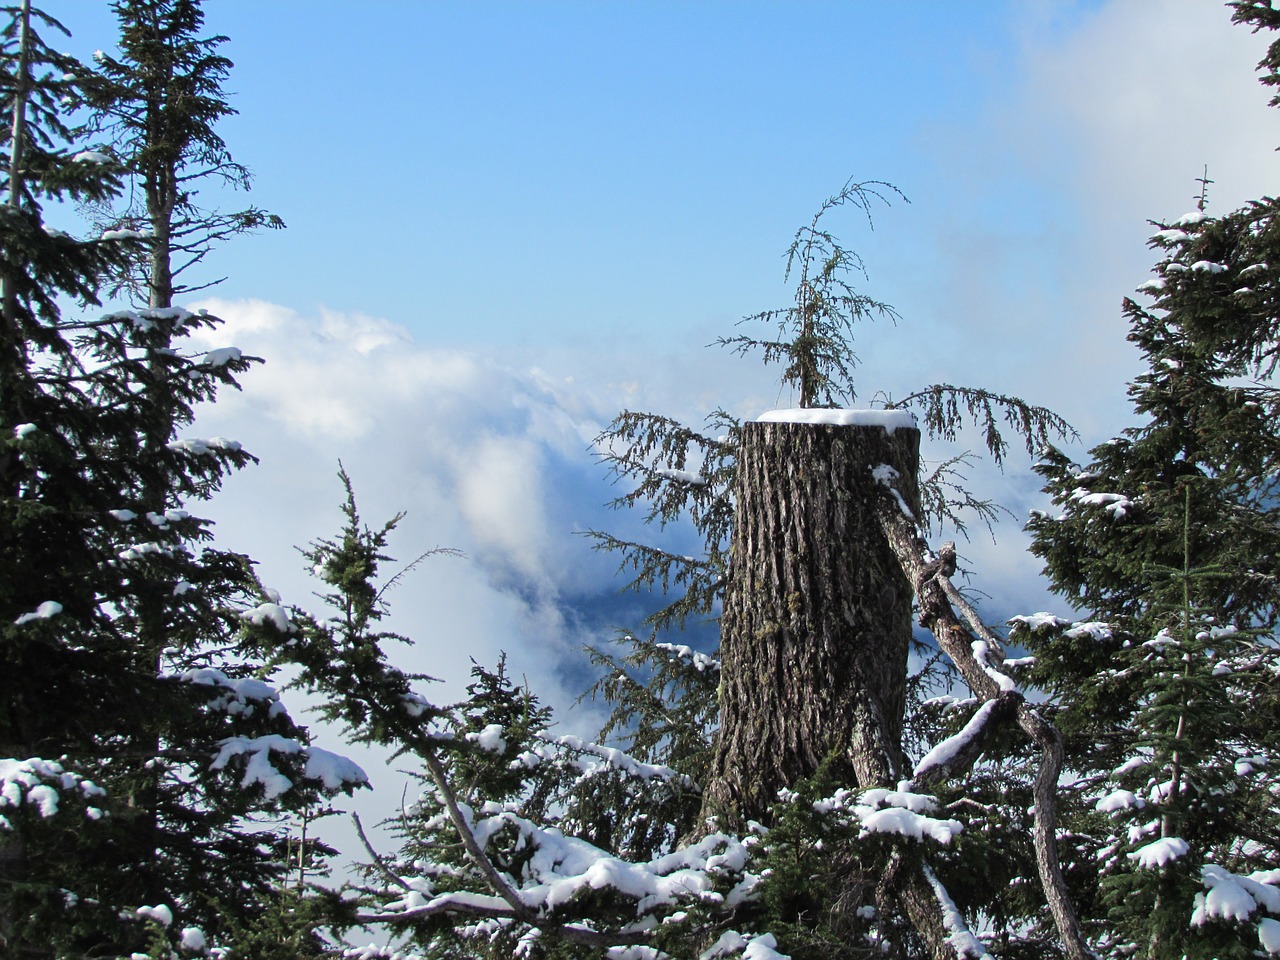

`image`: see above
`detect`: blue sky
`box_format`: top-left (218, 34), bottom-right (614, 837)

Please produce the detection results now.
top-left (56, 0), bottom-right (1280, 691)
top-left (62, 2), bottom-right (1109, 350)
top-left (44, 0), bottom-right (1280, 864)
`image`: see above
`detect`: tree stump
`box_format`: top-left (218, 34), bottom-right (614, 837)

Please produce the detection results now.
top-left (703, 414), bottom-right (920, 825)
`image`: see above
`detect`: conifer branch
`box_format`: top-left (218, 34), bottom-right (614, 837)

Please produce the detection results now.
top-left (883, 384), bottom-right (1078, 468)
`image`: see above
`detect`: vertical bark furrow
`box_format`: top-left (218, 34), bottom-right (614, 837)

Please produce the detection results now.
top-left (704, 420), bottom-right (920, 825)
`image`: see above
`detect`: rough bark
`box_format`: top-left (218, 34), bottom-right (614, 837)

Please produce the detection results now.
top-left (0, 5), bottom-right (33, 951)
top-left (703, 420), bottom-right (920, 825)
top-left (1, 0), bottom-right (31, 354)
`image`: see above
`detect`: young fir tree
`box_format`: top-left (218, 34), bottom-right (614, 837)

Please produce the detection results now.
top-left (1022, 202), bottom-right (1280, 956)
top-left (1022, 22), bottom-right (1280, 945)
top-left (591, 179), bottom-right (1069, 644)
top-left (0, 5), bottom-right (362, 956)
top-left (79, 0), bottom-right (283, 309)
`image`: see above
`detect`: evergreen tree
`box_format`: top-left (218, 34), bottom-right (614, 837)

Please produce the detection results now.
top-left (1023, 15), bottom-right (1280, 945)
top-left (273, 476), bottom-right (744, 959)
top-left (0, 5), bottom-right (361, 955)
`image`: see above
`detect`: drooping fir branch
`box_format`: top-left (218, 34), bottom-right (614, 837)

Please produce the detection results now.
top-left (917, 450), bottom-right (1012, 540)
top-left (882, 384), bottom-right (1078, 469)
top-left (590, 408), bottom-right (737, 630)
top-left (582, 634), bottom-right (718, 797)
top-left (595, 408), bottom-right (737, 535)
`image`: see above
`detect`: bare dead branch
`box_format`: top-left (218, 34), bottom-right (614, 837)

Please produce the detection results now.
top-left (351, 812), bottom-right (410, 892)
top-left (874, 485), bottom-right (1092, 960)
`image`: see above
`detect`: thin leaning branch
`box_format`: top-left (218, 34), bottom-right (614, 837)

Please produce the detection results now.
top-left (873, 485), bottom-right (1092, 960)
top-left (352, 812), bottom-right (411, 892)
top-left (416, 746), bottom-right (534, 923)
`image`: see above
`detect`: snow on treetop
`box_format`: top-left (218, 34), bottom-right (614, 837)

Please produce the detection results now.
top-left (306, 746), bottom-right (370, 792)
top-left (1191, 864), bottom-right (1280, 931)
top-left (135, 904), bottom-right (173, 926)
top-left (199, 347), bottom-right (242, 367)
top-left (210, 735), bottom-right (369, 799)
top-left (167, 437), bottom-right (242, 456)
top-left (656, 468), bottom-right (706, 487)
top-left (701, 932), bottom-right (789, 960)
top-left (179, 928), bottom-right (206, 952)
top-left (655, 642), bottom-right (720, 673)
top-left (143, 306), bottom-right (195, 322)
top-left (1260, 918), bottom-right (1280, 955)
top-left (117, 541), bottom-right (180, 562)
top-left (1008, 616), bottom-right (1070, 640)
top-left (1095, 789), bottom-right (1146, 815)
top-left (403, 692), bottom-right (434, 718)
top-left (605, 946), bottom-right (667, 960)
top-left (807, 787), bottom-right (962, 845)
top-left (856, 789), bottom-right (939, 814)
top-left (860, 806), bottom-right (962, 844)
top-left (1174, 210), bottom-right (1211, 227)
top-left (175, 667), bottom-right (285, 719)
top-left (343, 945), bottom-right (423, 960)
top-left (239, 601), bottom-right (297, 634)
top-left (755, 408), bottom-right (918, 432)
top-left (1063, 621), bottom-right (1113, 642)
top-left (1069, 488), bottom-right (1134, 519)
top-left (466, 724), bottom-right (507, 753)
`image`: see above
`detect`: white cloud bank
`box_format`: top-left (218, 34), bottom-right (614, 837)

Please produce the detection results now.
top-left (185, 298), bottom-right (704, 868)
top-left (187, 299), bottom-right (667, 733)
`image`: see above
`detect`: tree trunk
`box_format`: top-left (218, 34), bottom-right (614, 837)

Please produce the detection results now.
top-left (0, 4), bottom-right (34, 950)
top-left (703, 418), bottom-right (920, 826)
